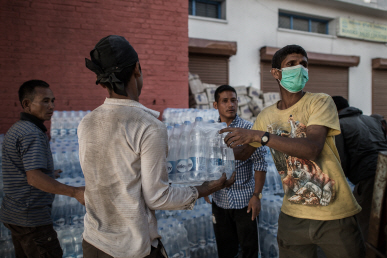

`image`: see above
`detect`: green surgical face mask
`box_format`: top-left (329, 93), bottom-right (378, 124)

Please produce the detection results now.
top-left (277, 65), bottom-right (309, 93)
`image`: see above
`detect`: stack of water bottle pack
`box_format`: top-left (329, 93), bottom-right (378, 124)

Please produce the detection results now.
top-left (0, 134), bottom-right (15, 258)
top-left (50, 110), bottom-right (88, 258)
top-left (166, 116), bottom-right (235, 185)
top-left (156, 197), bottom-right (218, 258)
top-left (258, 147), bottom-right (283, 258)
top-left (162, 108), bottom-right (219, 126)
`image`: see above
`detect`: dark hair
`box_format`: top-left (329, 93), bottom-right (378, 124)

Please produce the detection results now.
top-left (100, 63), bottom-right (139, 94)
top-left (332, 96), bottom-right (349, 111)
top-left (214, 85), bottom-right (237, 102)
top-left (272, 45), bottom-right (308, 69)
top-left (18, 80), bottom-right (50, 108)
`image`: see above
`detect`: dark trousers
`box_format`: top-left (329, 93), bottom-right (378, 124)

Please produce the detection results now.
top-left (83, 239), bottom-right (168, 258)
top-left (212, 201), bottom-right (258, 258)
top-left (3, 223), bottom-right (62, 258)
top-left (277, 212), bottom-right (365, 258)
top-left (353, 175), bottom-right (375, 241)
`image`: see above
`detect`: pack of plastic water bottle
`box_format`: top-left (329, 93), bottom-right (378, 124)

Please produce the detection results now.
top-left (0, 135), bottom-right (14, 258)
top-left (166, 117), bottom-right (234, 185)
top-left (50, 110), bottom-right (90, 140)
top-left (258, 147), bottom-right (282, 258)
top-left (163, 108), bottom-right (219, 126)
top-left (156, 197), bottom-right (218, 258)
top-left (52, 195), bottom-right (85, 258)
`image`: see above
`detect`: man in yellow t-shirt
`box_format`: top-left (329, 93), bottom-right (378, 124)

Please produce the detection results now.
top-left (220, 45), bottom-right (365, 258)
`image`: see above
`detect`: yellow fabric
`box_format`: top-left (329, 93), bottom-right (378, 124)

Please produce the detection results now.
top-left (251, 92), bottom-right (361, 220)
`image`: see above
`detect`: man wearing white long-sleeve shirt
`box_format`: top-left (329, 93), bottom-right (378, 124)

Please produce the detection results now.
top-left (80, 35), bottom-right (235, 258)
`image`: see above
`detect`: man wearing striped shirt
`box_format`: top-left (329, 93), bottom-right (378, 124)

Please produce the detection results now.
top-left (0, 80), bottom-right (85, 257)
top-left (208, 85), bottom-right (267, 258)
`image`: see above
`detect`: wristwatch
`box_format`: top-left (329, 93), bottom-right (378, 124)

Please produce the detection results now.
top-left (253, 192), bottom-right (262, 199)
top-left (261, 132), bottom-right (270, 146)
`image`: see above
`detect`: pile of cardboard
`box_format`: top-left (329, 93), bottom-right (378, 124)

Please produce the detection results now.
top-left (188, 73), bottom-right (281, 122)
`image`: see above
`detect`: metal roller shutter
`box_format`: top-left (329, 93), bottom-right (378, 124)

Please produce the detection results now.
top-left (189, 53), bottom-right (229, 85)
top-left (260, 62), bottom-right (349, 99)
top-left (372, 69), bottom-right (387, 118)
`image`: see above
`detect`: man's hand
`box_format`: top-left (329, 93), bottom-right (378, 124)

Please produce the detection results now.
top-left (204, 196), bottom-right (212, 204)
top-left (247, 195), bottom-right (261, 221)
top-left (220, 127), bottom-right (263, 148)
top-left (54, 169), bottom-right (62, 179)
top-left (73, 186), bottom-right (86, 206)
top-left (196, 172), bottom-right (236, 198)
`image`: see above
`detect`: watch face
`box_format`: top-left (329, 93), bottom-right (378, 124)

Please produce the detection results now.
top-left (262, 136), bottom-right (268, 143)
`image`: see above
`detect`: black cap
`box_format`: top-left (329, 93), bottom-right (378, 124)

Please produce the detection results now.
top-left (85, 35), bottom-right (139, 96)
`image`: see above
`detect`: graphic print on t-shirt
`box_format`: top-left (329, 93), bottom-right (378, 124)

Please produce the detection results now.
top-left (268, 115), bottom-right (336, 206)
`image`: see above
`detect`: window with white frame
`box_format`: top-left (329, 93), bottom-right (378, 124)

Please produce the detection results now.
top-left (279, 12), bottom-right (330, 34)
top-left (189, 0), bottom-right (225, 19)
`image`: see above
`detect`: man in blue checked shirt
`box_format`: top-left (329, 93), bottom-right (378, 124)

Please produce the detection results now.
top-left (205, 85), bottom-right (267, 258)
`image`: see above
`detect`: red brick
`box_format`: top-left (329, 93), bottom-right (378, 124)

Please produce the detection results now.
top-left (0, 0), bottom-right (189, 133)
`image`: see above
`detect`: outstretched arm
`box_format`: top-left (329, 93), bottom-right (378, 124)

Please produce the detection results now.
top-left (220, 124), bottom-right (328, 161)
top-left (26, 169), bottom-right (85, 205)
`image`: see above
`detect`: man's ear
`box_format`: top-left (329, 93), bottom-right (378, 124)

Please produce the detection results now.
top-left (22, 99), bottom-right (31, 110)
top-left (271, 68), bottom-right (281, 81)
top-left (213, 101), bottom-right (218, 109)
top-left (134, 62), bottom-right (141, 78)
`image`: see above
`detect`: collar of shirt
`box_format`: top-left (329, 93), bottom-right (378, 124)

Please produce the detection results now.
top-left (217, 114), bottom-right (241, 127)
top-left (104, 98), bottom-right (160, 118)
top-left (20, 112), bottom-right (47, 132)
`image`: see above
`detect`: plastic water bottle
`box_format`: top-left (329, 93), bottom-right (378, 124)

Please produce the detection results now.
top-left (71, 226), bottom-right (83, 258)
top-left (221, 133), bottom-right (235, 179)
top-left (188, 117), bottom-right (207, 183)
top-left (197, 213), bottom-right (207, 246)
top-left (268, 200), bottom-right (279, 228)
top-left (166, 224), bottom-right (181, 258)
top-left (176, 121), bottom-right (192, 183)
top-left (263, 227), bottom-right (279, 258)
top-left (59, 115), bottom-right (69, 138)
top-left (177, 222), bottom-right (190, 257)
top-left (50, 114), bottom-right (60, 139)
top-left (67, 197), bottom-right (79, 226)
top-left (167, 124), bottom-right (180, 183)
top-left (52, 195), bottom-right (67, 230)
top-left (60, 228), bottom-right (76, 258)
top-left (0, 224), bottom-right (10, 241)
top-left (52, 150), bottom-right (62, 171)
top-left (207, 129), bottom-right (222, 181)
top-left (186, 215), bottom-right (198, 250)
top-left (167, 126), bottom-right (173, 140)
top-left (195, 242), bottom-right (208, 258)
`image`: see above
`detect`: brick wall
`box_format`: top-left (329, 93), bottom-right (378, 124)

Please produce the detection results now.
top-left (0, 0), bottom-right (189, 134)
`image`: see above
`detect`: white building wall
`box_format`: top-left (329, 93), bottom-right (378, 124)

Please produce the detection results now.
top-left (188, 0), bottom-right (387, 114)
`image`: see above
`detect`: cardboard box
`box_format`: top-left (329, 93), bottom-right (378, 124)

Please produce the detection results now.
top-left (189, 76), bottom-right (204, 94)
top-left (237, 95), bottom-right (251, 106)
top-left (205, 87), bottom-right (217, 103)
top-left (193, 93), bottom-right (208, 105)
top-left (263, 92), bottom-right (281, 104)
top-left (248, 99), bottom-right (262, 116)
top-left (239, 105), bottom-right (253, 119)
top-left (202, 83), bottom-right (217, 89)
top-left (196, 104), bottom-right (210, 109)
top-left (248, 87), bottom-right (262, 99)
top-left (189, 73), bottom-right (195, 81)
top-left (251, 97), bottom-right (263, 109)
top-left (234, 86), bottom-right (248, 96)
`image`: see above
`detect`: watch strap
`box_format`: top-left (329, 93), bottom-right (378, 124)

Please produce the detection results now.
top-left (252, 192), bottom-right (262, 199)
top-left (261, 131), bottom-right (270, 146)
